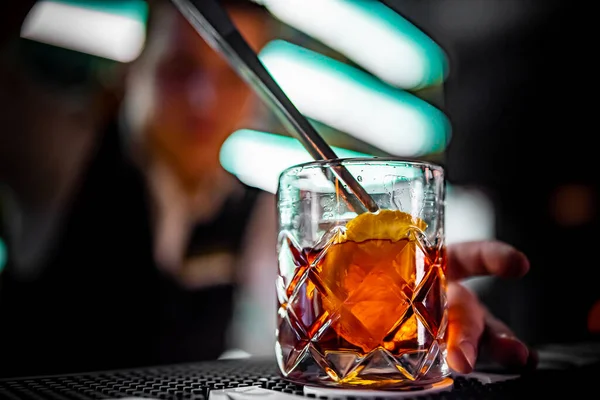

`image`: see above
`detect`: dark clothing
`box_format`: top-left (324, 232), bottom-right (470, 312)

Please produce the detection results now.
top-left (0, 119), bottom-right (260, 378)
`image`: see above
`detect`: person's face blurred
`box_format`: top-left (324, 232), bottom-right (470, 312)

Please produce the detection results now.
top-left (142, 6), bottom-right (267, 178)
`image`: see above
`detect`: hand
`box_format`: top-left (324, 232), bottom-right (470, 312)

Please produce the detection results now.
top-left (445, 240), bottom-right (536, 373)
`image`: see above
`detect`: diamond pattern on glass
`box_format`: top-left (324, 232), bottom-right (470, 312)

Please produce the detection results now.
top-left (277, 231), bottom-right (307, 299)
top-left (310, 226), bottom-right (345, 267)
top-left (276, 313), bottom-right (309, 374)
top-left (418, 340), bottom-right (441, 377)
top-left (277, 224), bottom-right (448, 385)
top-left (396, 350), bottom-right (427, 380)
top-left (414, 267), bottom-right (445, 338)
top-left (355, 348), bottom-right (398, 379)
top-left (325, 351), bottom-right (362, 380)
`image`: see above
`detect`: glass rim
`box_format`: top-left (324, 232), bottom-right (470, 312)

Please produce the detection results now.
top-left (279, 157), bottom-right (445, 177)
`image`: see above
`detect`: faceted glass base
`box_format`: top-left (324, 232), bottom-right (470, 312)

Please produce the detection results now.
top-left (303, 377), bottom-right (454, 397)
top-left (275, 230), bottom-right (450, 389)
top-left (276, 343), bottom-right (450, 389)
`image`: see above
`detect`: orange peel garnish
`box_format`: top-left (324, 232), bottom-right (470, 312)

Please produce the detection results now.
top-left (342, 210), bottom-right (427, 243)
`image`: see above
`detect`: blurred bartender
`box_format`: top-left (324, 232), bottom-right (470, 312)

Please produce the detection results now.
top-left (122, 0), bottom-right (278, 356)
top-left (0, 0), bottom-right (277, 377)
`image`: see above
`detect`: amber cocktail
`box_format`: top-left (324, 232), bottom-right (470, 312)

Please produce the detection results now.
top-left (276, 159), bottom-right (449, 390)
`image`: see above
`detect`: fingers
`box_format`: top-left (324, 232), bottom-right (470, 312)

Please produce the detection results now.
top-left (479, 308), bottom-right (538, 372)
top-left (446, 283), bottom-right (538, 374)
top-left (446, 282), bottom-right (485, 374)
top-left (447, 240), bottom-right (530, 281)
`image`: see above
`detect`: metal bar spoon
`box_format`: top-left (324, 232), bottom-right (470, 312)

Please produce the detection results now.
top-left (170, 0), bottom-right (379, 214)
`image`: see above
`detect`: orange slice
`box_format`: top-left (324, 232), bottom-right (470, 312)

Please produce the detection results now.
top-left (343, 209), bottom-right (427, 243)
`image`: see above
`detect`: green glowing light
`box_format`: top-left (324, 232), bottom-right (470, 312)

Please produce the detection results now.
top-left (259, 40), bottom-right (450, 156)
top-left (53, 0), bottom-right (148, 21)
top-left (350, 0), bottom-right (448, 88)
top-left (220, 129), bottom-right (372, 193)
top-left (262, 0), bottom-right (448, 89)
top-left (21, 0), bottom-right (148, 62)
top-left (0, 238), bottom-right (7, 273)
